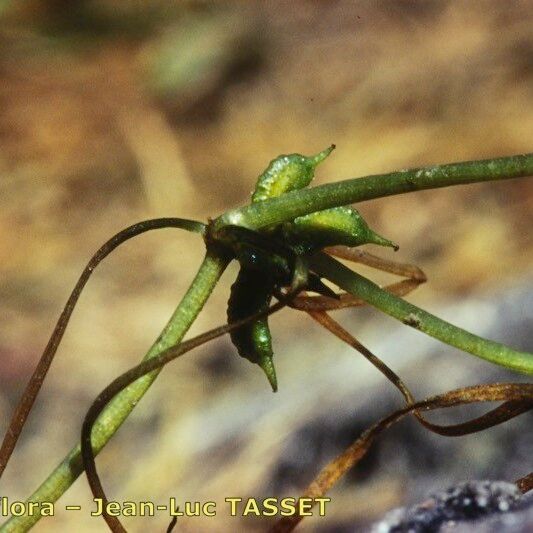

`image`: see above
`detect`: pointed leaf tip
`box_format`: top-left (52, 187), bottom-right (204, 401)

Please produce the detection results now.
top-left (310, 144), bottom-right (336, 166)
top-left (259, 358), bottom-right (278, 392)
top-left (367, 230), bottom-right (399, 251)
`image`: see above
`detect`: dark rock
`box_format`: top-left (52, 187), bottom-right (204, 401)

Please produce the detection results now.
top-left (371, 481), bottom-right (525, 532)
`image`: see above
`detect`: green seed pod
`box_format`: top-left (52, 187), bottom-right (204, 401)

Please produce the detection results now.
top-left (286, 206), bottom-right (398, 252)
top-left (227, 145), bottom-right (335, 390)
top-left (227, 268), bottom-right (277, 392)
top-left (225, 145), bottom-right (334, 391)
top-left (251, 144), bottom-right (335, 203)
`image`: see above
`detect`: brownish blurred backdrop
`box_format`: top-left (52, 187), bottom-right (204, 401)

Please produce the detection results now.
top-left (0, 1), bottom-right (532, 531)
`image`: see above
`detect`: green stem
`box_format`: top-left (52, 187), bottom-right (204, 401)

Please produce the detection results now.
top-left (1, 249), bottom-right (230, 532)
top-left (215, 153), bottom-right (533, 230)
top-left (311, 252), bottom-right (533, 375)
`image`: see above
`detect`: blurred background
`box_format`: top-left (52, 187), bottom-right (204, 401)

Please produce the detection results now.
top-left (0, 1), bottom-right (532, 531)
